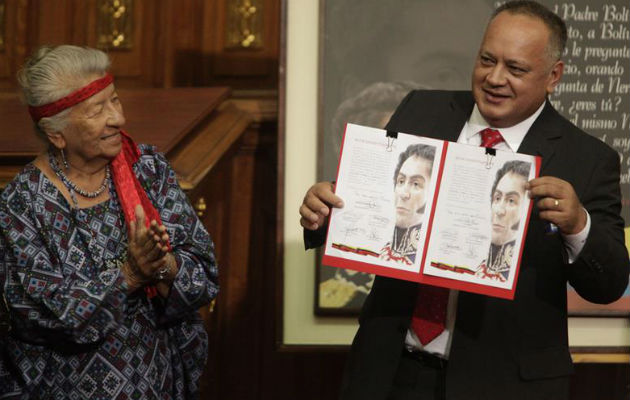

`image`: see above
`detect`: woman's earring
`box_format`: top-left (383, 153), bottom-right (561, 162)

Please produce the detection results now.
top-left (60, 148), bottom-right (69, 170)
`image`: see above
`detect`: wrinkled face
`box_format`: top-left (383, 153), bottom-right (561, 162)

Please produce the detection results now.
top-left (61, 76), bottom-right (126, 164)
top-left (491, 172), bottom-right (527, 245)
top-left (394, 156), bottom-right (432, 228)
top-left (472, 12), bottom-right (563, 128)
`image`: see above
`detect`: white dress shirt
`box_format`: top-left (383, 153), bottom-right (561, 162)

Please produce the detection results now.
top-left (405, 102), bottom-right (591, 357)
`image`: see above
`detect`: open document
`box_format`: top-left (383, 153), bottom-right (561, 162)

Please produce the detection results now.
top-left (322, 123), bottom-right (540, 299)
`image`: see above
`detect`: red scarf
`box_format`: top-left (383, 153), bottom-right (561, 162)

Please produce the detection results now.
top-left (111, 131), bottom-right (171, 298)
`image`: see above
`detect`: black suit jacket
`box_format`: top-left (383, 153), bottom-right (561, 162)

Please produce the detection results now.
top-left (307, 90), bottom-right (629, 400)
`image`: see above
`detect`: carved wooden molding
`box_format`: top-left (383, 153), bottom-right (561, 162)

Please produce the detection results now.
top-left (0, 0), bottom-right (5, 52)
top-left (97, 0), bottom-right (134, 50)
top-left (226, 0), bottom-right (263, 49)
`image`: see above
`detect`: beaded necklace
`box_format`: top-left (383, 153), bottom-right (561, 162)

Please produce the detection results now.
top-left (48, 149), bottom-right (111, 207)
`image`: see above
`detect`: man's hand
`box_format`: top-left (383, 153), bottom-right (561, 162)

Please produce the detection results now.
top-left (299, 182), bottom-right (344, 230)
top-left (527, 176), bottom-right (587, 235)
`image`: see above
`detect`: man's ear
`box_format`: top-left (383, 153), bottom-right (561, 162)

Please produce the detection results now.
top-left (45, 130), bottom-right (66, 150)
top-left (546, 60), bottom-right (564, 95)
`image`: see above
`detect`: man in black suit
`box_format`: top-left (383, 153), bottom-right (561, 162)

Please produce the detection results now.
top-left (299, 1), bottom-right (629, 399)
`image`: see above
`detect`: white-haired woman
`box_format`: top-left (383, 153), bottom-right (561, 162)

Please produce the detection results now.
top-left (0, 45), bottom-right (218, 399)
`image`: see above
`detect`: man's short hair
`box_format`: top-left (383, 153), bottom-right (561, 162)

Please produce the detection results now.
top-left (490, 160), bottom-right (531, 201)
top-left (393, 144), bottom-right (435, 184)
top-left (492, 0), bottom-right (567, 62)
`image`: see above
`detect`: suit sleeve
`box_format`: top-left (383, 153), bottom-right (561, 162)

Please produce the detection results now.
top-left (304, 225), bottom-right (327, 250)
top-left (566, 148), bottom-right (629, 304)
top-left (384, 90), bottom-right (415, 131)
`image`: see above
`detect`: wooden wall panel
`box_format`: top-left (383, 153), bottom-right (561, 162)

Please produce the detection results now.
top-left (0, 0), bottom-right (11, 81)
top-left (90, 0), bottom-right (161, 87)
top-left (30, 0), bottom-right (74, 44)
top-left (0, 0), bottom-right (28, 90)
top-left (0, 0), bottom-right (279, 91)
top-left (208, 0), bottom-right (279, 89)
top-left (100, 0), bottom-right (148, 79)
top-left (167, 0), bottom-right (205, 87)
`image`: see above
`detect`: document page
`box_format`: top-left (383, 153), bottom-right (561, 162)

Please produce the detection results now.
top-left (421, 144), bottom-right (537, 293)
top-left (323, 124), bottom-right (443, 279)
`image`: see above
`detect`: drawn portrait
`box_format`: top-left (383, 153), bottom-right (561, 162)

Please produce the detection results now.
top-left (476, 160), bottom-right (531, 282)
top-left (380, 144), bottom-right (436, 266)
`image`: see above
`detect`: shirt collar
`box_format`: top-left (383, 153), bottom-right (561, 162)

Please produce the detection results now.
top-left (465, 101), bottom-right (546, 152)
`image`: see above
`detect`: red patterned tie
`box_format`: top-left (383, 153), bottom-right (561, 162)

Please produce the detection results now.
top-left (479, 128), bottom-right (504, 148)
top-left (411, 284), bottom-right (450, 345)
top-left (410, 128), bottom-right (503, 345)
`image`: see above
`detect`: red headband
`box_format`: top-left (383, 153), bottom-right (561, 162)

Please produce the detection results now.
top-left (28, 73), bottom-right (114, 122)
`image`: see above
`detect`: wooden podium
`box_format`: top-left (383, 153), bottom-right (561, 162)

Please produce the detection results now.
top-left (0, 87), bottom-right (261, 398)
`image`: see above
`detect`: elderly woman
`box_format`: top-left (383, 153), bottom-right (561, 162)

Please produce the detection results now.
top-left (0, 45), bottom-right (218, 399)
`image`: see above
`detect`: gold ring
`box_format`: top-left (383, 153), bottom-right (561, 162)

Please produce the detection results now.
top-left (553, 199), bottom-right (559, 208)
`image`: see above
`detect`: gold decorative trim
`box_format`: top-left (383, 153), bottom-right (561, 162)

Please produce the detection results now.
top-left (571, 353), bottom-right (630, 364)
top-left (194, 197), bottom-right (207, 217)
top-left (0, 0), bottom-right (5, 52)
top-left (97, 0), bottom-right (134, 50)
top-left (226, 0), bottom-right (263, 49)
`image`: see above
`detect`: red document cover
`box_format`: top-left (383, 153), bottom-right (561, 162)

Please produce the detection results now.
top-left (322, 124), bottom-right (541, 299)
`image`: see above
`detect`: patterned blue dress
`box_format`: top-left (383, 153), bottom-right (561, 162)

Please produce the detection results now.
top-left (0, 145), bottom-right (219, 399)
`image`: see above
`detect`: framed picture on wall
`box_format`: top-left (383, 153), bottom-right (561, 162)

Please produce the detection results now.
top-left (315, 249), bottom-right (374, 316)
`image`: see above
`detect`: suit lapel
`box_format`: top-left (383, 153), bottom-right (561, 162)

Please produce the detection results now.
top-left (517, 101), bottom-right (563, 173)
top-left (429, 92), bottom-right (474, 142)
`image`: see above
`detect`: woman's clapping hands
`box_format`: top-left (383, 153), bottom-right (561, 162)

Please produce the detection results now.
top-left (122, 205), bottom-right (177, 294)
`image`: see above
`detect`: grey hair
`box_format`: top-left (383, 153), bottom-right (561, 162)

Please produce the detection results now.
top-left (16, 45), bottom-right (111, 141)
